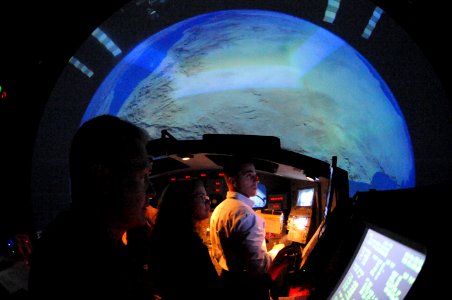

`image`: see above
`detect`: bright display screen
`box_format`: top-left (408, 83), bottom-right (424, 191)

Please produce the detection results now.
top-left (251, 182), bottom-right (267, 209)
top-left (296, 188), bottom-right (315, 207)
top-left (329, 227), bottom-right (426, 299)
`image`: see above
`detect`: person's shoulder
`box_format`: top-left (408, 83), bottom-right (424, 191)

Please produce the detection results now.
top-left (212, 198), bottom-right (255, 222)
top-left (225, 201), bottom-right (255, 220)
top-left (30, 211), bottom-right (80, 269)
top-left (35, 209), bottom-right (95, 250)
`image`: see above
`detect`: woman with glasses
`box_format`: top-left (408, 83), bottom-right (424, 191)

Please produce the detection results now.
top-left (147, 178), bottom-right (222, 300)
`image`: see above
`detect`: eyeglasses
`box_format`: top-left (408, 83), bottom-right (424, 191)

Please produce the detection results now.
top-left (193, 193), bottom-right (211, 205)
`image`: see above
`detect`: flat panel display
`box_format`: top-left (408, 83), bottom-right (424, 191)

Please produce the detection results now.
top-left (251, 182), bottom-right (267, 209)
top-left (296, 187), bottom-right (315, 207)
top-left (328, 225), bottom-right (426, 300)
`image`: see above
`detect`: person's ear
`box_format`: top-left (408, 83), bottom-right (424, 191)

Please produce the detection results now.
top-left (91, 163), bottom-right (113, 192)
top-left (232, 177), bottom-right (238, 188)
top-left (226, 175), bottom-right (237, 189)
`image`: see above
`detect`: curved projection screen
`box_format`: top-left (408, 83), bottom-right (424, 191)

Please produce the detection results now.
top-left (82, 9), bottom-right (414, 197)
top-left (34, 0), bottom-right (452, 231)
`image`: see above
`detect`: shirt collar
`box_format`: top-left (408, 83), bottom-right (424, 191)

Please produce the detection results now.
top-left (227, 191), bottom-right (254, 208)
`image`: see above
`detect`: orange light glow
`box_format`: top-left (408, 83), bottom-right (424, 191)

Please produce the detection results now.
top-left (122, 232), bottom-right (128, 245)
top-left (288, 286), bottom-right (310, 297)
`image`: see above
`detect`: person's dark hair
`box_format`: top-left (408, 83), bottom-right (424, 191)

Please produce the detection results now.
top-left (152, 179), bottom-right (204, 235)
top-left (69, 114), bottom-right (150, 208)
top-left (222, 156), bottom-right (255, 178)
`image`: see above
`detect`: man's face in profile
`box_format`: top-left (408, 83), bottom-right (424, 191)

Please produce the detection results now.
top-left (235, 163), bottom-right (259, 198)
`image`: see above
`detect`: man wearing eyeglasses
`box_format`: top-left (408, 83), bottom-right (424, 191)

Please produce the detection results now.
top-left (28, 115), bottom-right (156, 299)
top-left (210, 156), bottom-right (286, 300)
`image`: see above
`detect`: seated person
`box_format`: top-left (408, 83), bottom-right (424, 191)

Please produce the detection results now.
top-left (148, 179), bottom-right (223, 300)
top-left (28, 115), bottom-right (156, 299)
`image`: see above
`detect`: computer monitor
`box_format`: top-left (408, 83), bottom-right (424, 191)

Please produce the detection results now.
top-left (328, 224), bottom-right (426, 300)
top-left (296, 187), bottom-right (315, 207)
top-left (286, 187), bottom-right (315, 244)
top-left (251, 182), bottom-right (267, 209)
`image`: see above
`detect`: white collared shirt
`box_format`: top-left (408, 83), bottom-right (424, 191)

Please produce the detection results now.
top-left (210, 191), bottom-right (272, 275)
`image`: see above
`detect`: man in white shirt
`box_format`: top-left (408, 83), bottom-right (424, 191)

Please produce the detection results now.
top-left (210, 156), bottom-right (285, 300)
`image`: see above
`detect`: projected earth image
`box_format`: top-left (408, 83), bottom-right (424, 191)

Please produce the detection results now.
top-left (82, 9), bottom-right (415, 196)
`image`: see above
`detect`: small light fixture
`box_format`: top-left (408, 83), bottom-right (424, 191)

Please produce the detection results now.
top-left (179, 153), bottom-right (194, 161)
